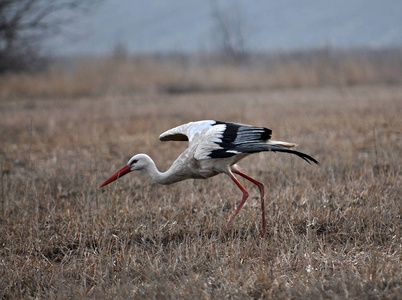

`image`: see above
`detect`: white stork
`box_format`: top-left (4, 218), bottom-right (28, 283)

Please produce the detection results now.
top-left (100, 120), bottom-right (318, 236)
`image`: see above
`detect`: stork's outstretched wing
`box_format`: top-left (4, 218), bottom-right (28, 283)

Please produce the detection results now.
top-left (160, 120), bottom-right (318, 164)
top-left (160, 120), bottom-right (273, 160)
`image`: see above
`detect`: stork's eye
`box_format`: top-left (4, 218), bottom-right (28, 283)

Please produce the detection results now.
top-left (130, 159), bottom-right (138, 166)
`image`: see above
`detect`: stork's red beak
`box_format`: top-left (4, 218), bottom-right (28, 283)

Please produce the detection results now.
top-left (100, 165), bottom-right (132, 188)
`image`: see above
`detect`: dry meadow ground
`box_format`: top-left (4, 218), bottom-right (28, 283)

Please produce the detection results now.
top-left (0, 80), bottom-right (401, 298)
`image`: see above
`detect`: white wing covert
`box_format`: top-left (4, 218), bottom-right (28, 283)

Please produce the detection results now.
top-left (159, 120), bottom-right (216, 144)
top-left (159, 120), bottom-right (228, 160)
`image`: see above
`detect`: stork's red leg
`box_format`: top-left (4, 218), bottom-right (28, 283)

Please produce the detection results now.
top-left (233, 170), bottom-right (266, 237)
top-left (225, 173), bottom-right (250, 231)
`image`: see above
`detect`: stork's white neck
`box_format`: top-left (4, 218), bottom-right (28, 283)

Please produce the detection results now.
top-left (140, 155), bottom-right (183, 185)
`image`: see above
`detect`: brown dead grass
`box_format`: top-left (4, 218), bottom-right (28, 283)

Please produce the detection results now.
top-left (0, 83), bottom-right (401, 299)
top-left (1, 48), bottom-right (402, 99)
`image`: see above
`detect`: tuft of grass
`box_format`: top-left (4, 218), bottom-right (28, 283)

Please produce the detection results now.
top-left (0, 82), bottom-right (401, 298)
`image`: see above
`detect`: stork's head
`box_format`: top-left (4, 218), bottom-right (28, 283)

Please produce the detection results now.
top-left (99, 154), bottom-right (150, 188)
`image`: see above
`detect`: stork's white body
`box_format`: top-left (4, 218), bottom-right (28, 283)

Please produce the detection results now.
top-left (100, 120), bottom-right (318, 236)
top-left (157, 120), bottom-right (296, 181)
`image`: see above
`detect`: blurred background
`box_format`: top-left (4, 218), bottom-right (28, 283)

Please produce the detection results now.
top-left (1, 0), bottom-right (402, 97)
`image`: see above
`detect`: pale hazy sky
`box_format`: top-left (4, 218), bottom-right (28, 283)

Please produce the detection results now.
top-left (50, 0), bottom-right (402, 55)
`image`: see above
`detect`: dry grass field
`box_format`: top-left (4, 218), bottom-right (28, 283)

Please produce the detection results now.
top-left (0, 64), bottom-right (401, 298)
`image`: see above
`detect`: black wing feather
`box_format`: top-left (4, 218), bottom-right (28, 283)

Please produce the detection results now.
top-left (209, 121), bottom-right (272, 158)
top-left (208, 121), bottom-right (319, 165)
top-left (268, 145), bottom-right (319, 164)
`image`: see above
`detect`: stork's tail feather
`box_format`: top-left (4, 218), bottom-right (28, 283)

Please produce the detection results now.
top-left (268, 143), bottom-right (319, 165)
top-left (267, 140), bottom-right (297, 149)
